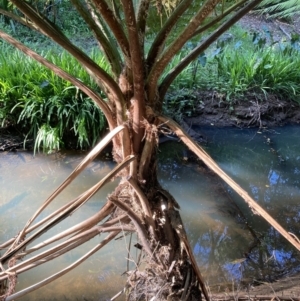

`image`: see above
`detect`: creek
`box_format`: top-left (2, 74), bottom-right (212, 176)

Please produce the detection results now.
top-left (0, 125), bottom-right (300, 300)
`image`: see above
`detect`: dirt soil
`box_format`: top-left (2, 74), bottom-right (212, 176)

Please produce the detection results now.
top-left (184, 91), bottom-right (300, 130)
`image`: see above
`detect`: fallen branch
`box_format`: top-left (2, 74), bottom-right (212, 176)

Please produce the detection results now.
top-left (158, 116), bottom-right (300, 252)
top-left (0, 155), bottom-right (135, 264)
top-left (4, 231), bottom-right (120, 301)
top-left (15, 125), bottom-right (125, 241)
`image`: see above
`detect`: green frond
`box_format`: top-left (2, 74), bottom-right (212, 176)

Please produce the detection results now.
top-left (257, 0), bottom-right (300, 18)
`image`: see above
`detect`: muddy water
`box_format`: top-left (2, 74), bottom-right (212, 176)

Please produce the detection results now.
top-left (0, 126), bottom-right (300, 300)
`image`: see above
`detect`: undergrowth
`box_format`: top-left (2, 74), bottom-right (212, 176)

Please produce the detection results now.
top-left (0, 45), bottom-right (108, 153)
top-left (1, 21), bottom-right (300, 151)
top-left (163, 26), bottom-right (300, 118)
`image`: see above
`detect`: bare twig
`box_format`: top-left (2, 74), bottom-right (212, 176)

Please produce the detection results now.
top-left (110, 289), bottom-right (124, 301)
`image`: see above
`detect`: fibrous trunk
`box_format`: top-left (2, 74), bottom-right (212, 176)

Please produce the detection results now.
top-left (108, 124), bottom-right (205, 300)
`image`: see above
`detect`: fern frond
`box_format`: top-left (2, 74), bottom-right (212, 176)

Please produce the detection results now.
top-left (256, 0), bottom-right (300, 18)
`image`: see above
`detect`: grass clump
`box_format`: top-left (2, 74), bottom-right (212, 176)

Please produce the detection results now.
top-left (0, 44), bottom-right (107, 153)
top-left (208, 31), bottom-right (300, 101)
top-left (163, 26), bottom-right (300, 118)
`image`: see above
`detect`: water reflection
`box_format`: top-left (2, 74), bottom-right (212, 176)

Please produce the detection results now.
top-left (0, 126), bottom-right (300, 299)
top-left (0, 152), bottom-right (127, 301)
top-left (192, 126), bottom-right (300, 285)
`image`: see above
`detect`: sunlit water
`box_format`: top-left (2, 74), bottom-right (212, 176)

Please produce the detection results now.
top-left (0, 126), bottom-right (300, 300)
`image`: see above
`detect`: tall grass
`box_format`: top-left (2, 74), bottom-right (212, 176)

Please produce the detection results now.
top-left (1, 26), bottom-right (300, 152)
top-left (209, 36), bottom-right (300, 100)
top-left (0, 44), bottom-right (108, 152)
top-left (164, 27), bottom-right (300, 105)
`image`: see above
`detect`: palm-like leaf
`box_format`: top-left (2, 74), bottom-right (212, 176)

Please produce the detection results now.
top-left (257, 0), bottom-right (300, 18)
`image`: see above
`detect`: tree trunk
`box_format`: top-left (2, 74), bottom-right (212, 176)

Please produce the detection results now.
top-left (108, 120), bottom-right (207, 300)
top-left (0, 1), bottom-right (271, 300)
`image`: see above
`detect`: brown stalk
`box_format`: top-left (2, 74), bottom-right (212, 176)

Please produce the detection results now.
top-left (147, 0), bottom-right (221, 104)
top-left (0, 194), bottom-right (113, 250)
top-left (0, 242), bottom-right (86, 283)
top-left (1, 192), bottom-right (96, 263)
top-left (121, 124), bottom-right (131, 162)
top-left (5, 125), bottom-right (124, 250)
top-left (4, 229), bottom-right (129, 284)
top-left (126, 178), bottom-right (156, 238)
top-left (168, 205), bottom-right (209, 301)
top-left (0, 229), bottom-right (98, 281)
top-left (70, 0), bottom-right (122, 76)
top-left (91, 0), bottom-right (131, 63)
top-left (17, 202), bottom-right (115, 257)
top-left (146, 0), bottom-right (193, 71)
top-left (99, 214), bottom-right (130, 227)
top-left (0, 197), bottom-right (79, 250)
top-left (138, 128), bottom-right (156, 180)
top-left (192, 0), bottom-right (248, 37)
top-left (126, 178), bottom-right (152, 219)
top-left (158, 116), bottom-right (300, 252)
top-left (136, 0), bottom-right (151, 48)
top-left (109, 198), bottom-right (152, 257)
top-left (159, 0), bottom-right (264, 100)
top-left (3, 237), bottom-right (96, 285)
top-left (0, 219), bottom-right (133, 281)
top-left (181, 234), bottom-right (210, 301)
top-left (121, 0), bottom-right (146, 154)
top-left (5, 231), bottom-right (120, 301)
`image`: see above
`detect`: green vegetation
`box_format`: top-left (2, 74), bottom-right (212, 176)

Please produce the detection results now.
top-left (1, 23), bottom-right (300, 151)
top-left (1, 1), bottom-right (300, 152)
top-left (0, 45), bottom-right (107, 152)
top-left (204, 30), bottom-right (300, 100)
top-left (164, 26), bottom-right (300, 117)
top-left (0, 1), bottom-right (89, 40)
top-left (256, 0), bottom-right (300, 19)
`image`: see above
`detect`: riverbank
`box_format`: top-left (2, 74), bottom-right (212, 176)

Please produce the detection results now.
top-left (1, 91), bottom-right (300, 151)
top-left (210, 272), bottom-right (300, 301)
top-left (184, 91), bottom-right (300, 129)
top-left (0, 126), bottom-right (28, 151)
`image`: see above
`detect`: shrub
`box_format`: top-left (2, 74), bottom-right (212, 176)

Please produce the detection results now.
top-left (0, 44), bottom-right (108, 152)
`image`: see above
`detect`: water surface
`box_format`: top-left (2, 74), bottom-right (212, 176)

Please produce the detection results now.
top-left (0, 126), bottom-right (300, 299)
